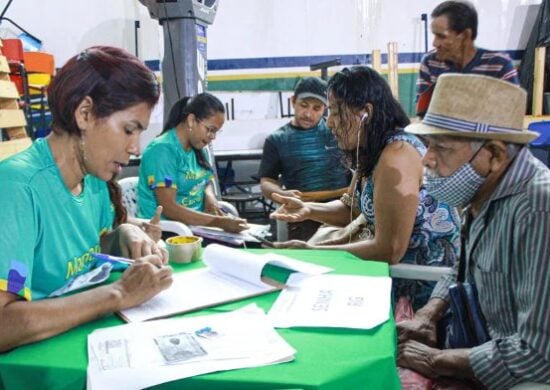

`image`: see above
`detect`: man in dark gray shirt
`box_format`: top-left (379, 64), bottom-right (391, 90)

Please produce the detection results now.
top-left (259, 77), bottom-right (349, 240)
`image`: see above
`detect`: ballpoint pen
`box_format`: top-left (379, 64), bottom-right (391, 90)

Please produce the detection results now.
top-left (91, 252), bottom-right (166, 270)
top-left (91, 253), bottom-right (135, 266)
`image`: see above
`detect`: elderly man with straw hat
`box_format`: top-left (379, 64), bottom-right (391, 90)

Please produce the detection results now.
top-left (397, 74), bottom-right (550, 389)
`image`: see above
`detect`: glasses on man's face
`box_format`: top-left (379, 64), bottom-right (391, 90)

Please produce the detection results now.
top-left (197, 119), bottom-right (222, 136)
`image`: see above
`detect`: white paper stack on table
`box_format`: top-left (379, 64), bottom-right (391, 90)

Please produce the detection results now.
top-left (268, 273), bottom-right (392, 330)
top-left (88, 304), bottom-right (295, 390)
top-left (119, 244), bottom-right (333, 322)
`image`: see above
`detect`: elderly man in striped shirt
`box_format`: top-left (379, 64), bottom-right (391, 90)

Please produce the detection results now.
top-left (398, 73), bottom-right (550, 389)
top-left (416, 1), bottom-right (519, 117)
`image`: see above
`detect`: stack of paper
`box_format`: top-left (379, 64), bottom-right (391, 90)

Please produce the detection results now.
top-left (88, 304), bottom-right (295, 389)
top-left (119, 244), bottom-right (332, 322)
top-left (268, 273), bottom-right (392, 329)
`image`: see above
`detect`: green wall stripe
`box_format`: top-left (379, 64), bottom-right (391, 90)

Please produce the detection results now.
top-left (208, 73), bottom-right (419, 116)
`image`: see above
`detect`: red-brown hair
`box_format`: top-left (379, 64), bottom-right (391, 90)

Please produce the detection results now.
top-left (48, 46), bottom-right (160, 135)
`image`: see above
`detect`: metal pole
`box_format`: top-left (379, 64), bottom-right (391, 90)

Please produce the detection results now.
top-left (421, 13), bottom-right (428, 52)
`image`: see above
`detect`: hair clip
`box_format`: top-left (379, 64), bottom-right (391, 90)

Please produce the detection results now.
top-left (76, 50), bottom-right (89, 61)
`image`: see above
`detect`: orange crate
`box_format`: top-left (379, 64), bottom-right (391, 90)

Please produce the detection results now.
top-left (23, 52), bottom-right (54, 75)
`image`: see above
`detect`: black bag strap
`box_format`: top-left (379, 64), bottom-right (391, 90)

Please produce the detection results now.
top-left (457, 211), bottom-right (473, 283)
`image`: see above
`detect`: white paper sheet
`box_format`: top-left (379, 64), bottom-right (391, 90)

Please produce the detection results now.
top-left (204, 244), bottom-right (333, 283)
top-left (87, 304), bottom-right (295, 390)
top-left (119, 244), bottom-right (332, 322)
top-left (268, 274), bottom-right (392, 329)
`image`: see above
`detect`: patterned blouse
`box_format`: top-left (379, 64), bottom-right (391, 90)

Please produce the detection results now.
top-left (359, 132), bottom-right (460, 309)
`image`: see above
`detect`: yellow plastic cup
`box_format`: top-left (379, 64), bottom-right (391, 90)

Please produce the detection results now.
top-left (165, 235), bottom-right (203, 264)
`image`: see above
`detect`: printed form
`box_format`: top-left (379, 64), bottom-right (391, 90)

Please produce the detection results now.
top-left (88, 304), bottom-right (295, 389)
top-left (119, 244), bottom-right (332, 322)
top-left (268, 273), bottom-right (392, 329)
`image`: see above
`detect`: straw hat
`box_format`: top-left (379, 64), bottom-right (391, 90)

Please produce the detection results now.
top-left (406, 73), bottom-right (539, 144)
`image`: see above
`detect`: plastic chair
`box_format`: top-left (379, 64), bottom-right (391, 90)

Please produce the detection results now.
top-left (528, 121), bottom-right (550, 167)
top-left (118, 176), bottom-right (193, 237)
top-left (22, 52), bottom-right (54, 75)
top-left (389, 263), bottom-right (452, 281)
top-left (22, 52), bottom-right (54, 138)
top-left (1, 39), bottom-right (28, 96)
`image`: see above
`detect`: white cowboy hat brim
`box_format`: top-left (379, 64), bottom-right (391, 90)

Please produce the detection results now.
top-left (406, 122), bottom-right (540, 144)
top-left (406, 74), bottom-right (540, 145)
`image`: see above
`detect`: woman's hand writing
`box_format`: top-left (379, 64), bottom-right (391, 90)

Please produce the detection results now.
top-left (113, 255), bottom-right (173, 309)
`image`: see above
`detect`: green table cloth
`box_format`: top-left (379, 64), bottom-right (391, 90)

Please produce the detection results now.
top-left (0, 249), bottom-right (400, 390)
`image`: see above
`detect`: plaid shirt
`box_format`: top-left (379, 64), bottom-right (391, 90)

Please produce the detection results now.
top-left (431, 148), bottom-right (550, 389)
top-left (416, 48), bottom-right (519, 116)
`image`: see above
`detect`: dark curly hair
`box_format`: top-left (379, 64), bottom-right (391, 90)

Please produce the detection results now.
top-left (327, 66), bottom-right (410, 178)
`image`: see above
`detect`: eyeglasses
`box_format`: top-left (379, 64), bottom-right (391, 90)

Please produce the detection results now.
top-left (197, 119), bottom-right (222, 136)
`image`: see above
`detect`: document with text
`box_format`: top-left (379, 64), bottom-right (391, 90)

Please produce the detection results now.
top-left (119, 244), bottom-right (333, 322)
top-left (268, 273), bottom-right (392, 329)
top-left (88, 304), bottom-right (296, 390)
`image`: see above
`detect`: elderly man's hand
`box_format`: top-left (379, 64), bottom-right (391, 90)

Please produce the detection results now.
top-left (398, 340), bottom-right (440, 378)
top-left (397, 316), bottom-right (438, 347)
top-left (397, 298), bottom-right (447, 346)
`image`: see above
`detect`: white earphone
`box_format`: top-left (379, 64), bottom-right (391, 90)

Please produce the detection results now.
top-left (361, 112), bottom-right (369, 123)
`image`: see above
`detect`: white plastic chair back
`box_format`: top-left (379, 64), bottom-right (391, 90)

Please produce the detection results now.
top-left (117, 176), bottom-right (194, 237)
top-left (118, 176), bottom-right (139, 218)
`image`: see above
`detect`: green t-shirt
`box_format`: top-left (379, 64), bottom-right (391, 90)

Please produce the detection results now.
top-left (0, 138), bottom-right (113, 300)
top-left (137, 128), bottom-right (214, 219)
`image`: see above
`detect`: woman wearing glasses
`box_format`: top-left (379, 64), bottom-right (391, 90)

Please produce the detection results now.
top-left (137, 93), bottom-right (248, 233)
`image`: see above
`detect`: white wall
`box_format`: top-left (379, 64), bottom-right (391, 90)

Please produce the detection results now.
top-left (208, 0), bottom-right (541, 61)
top-left (0, 0), bottom-right (542, 152)
top-left (0, 0), bottom-right (162, 65)
top-left (1, 0), bottom-right (541, 73)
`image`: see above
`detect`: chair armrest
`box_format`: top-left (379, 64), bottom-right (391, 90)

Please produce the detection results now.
top-left (389, 263), bottom-right (452, 282)
top-left (276, 220), bottom-right (288, 241)
top-left (218, 200), bottom-right (240, 217)
top-left (158, 220), bottom-right (193, 236)
top-left (132, 218), bottom-right (193, 237)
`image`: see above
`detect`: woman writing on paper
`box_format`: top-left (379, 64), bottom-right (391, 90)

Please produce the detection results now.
top-left (0, 46), bottom-right (173, 352)
top-left (271, 66), bottom-right (460, 308)
top-left (137, 94), bottom-right (248, 233)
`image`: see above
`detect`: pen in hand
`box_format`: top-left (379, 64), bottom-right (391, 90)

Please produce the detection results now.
top-left (92, 252), bottom-right (165, 269)
top-left (91, 253), bottom-right (134, 265)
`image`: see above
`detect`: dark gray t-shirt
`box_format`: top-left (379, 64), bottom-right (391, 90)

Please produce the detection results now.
top-left (258, 119), bottom-right (349, 191)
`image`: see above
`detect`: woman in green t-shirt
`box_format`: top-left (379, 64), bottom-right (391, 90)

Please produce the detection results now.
top-left (138, 94), bottom-right (248, 233)
top-left (0, 46), bottom-right (173, 352)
